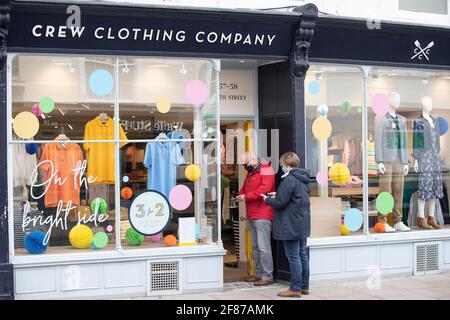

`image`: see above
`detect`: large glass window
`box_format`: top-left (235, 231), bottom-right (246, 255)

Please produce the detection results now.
top-left (10, 54), bottom-right (219, 256)
top-left (305, 65), bottom-right (365, 238)
top-left (368, 67), bottom-right (450, 233)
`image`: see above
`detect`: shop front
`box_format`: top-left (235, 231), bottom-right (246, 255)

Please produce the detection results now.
top-left (0, 0), bottom-right (316, 299)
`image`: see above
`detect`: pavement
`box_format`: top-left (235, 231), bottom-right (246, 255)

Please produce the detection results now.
top-left (131, 272), bottom-right (450, 300)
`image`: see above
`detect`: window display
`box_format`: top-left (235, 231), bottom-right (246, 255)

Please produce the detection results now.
top-left (306, 64), bottom-right (450, 238)
top-left (10, 54), bottom-right (219, 255)
top-left (368, 67), bottom-right (450, 233)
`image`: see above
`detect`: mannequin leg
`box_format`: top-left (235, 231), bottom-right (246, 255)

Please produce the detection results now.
top-left (417, 199), bottom-right (432, 229)
top-left (426, 198), bottom-right (441, 229)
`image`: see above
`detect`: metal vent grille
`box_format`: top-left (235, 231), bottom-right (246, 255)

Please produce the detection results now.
top-left (414, 242), bottom-right (440, 275)
top-left (149, 261), bottom-right (180, 294)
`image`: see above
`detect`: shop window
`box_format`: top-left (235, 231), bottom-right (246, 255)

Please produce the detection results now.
top-left (305, 65), bottom-right (365, 238)
top-left (10, 54), bottom-right (219, 255)
top-left (368, 67), bottom-right (450, 234)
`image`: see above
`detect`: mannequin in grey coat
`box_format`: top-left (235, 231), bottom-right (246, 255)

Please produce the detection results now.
top-left (374, 92), bottom-right (410, 233)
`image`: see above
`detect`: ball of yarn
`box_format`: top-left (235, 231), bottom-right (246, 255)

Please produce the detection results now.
top-left (92, 231), bottom-right (109, 249)
top-left (374, 222), bottom-right (385, 233)
top-left (329, 163), bottom-right (350, 186)
top-left (185, 164), bottom-right (201, 182)
top-left (341, 224), bottom-right (350, 235)
top-left (120, 187), bottom-right (133, 200)
top-left (147, 233), bottom-right (162, 242)
top-left (25, 143), bottom-right (38, 155)
top-left (164, 234), bottom-right (177, 247)
top-left (125, 228), bottom-right (144, 246)
top-left (24, 231), bottom-right (48, 254)
top-left (32, 103), bottom-right (42, 117)
top-left (90, 197), bottom-right (107, 214)
top-left (69, 224), bottom-right (94, 249)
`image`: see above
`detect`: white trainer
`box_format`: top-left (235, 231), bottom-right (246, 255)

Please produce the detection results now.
top-left (384, 223), bottom-right (396, 233)
top-left (394, 222), bottom-right (411, 232)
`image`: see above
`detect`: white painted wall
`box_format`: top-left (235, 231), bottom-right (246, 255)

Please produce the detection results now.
top-left (76, 0), bottom-right (450, 28)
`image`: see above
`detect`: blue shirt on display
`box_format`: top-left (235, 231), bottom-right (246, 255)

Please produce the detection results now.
top-left (144, 141), bottom-right (185, 197)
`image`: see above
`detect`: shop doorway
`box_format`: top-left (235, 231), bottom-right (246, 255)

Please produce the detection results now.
top-left (221, 119), bottom-right (254, 282)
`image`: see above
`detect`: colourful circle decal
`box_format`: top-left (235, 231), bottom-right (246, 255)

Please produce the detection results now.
top-left (39, 96), bottom-right (55, 113)
top-left (201, 132), bottom-right (208, 139)
top-left (169, 185), bottom-right (192, 211)
top-left (308, 81), bottom-right (320, 95)
top-left (437, 116), bottom-right (448, 136)
top-left (185, 80), bottom-right (209, 105)
top-left (372, 93), bottom-right (389, 116)
top-left (156, 98), bottom-right (171, 113)
top-left (207, 127), bottom-right (214, 134)
top-left (316, 170), bottom-right (328, 185)
top-left (106, 225), bottom-right (113, 233)
top-left (328, 163), bottom-right (350, 186)
top-left (312, 117), bottom-right (332, 140)
top-left (92, 232), bottom-right (109, 249)
top-left (341, 101), bottom-right (352, 113)
top-left (89, 69), bottom-right (114, 96)
top-left (13, 112), bottom-right (40, 139)
top-left (122, 175), bottom-right (129, 183)
top-left (344, 208), bottom-right (363, 232)
top-left (317, 104), bottom-right (328, 116)
top-left (357, 107), bottom-right (363, 113)
top-left (376, 192), bottom-right (395, 215)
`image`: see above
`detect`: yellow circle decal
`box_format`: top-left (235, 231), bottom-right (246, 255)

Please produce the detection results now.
top-left (312, 117), bottom-right (332, 140)
top-left (13, 111), bottom-right (40, 139)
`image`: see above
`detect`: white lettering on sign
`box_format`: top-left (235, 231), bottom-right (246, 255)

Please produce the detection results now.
top-left (29, 24), bottom-right (276, 46)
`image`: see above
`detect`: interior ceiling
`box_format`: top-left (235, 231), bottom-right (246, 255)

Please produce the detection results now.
top-left (221, 59), bottom-right (284, 69)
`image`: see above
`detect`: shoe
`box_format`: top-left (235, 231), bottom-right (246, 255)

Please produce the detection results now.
top-left (394, 222), bottom-right (410, 232)
top-left (254, 279), bottom-right (274, 286)
top-left (245, 277), bottom-right (261, 283)
top-left (417, 217), bottom-right (433, 230)
top-left (301, 289), bottom-right (310, 295)
top-left (277, 290), bottom-right (301, 298)
top-left (384, 223), bottom-right (396, 233)
top-left (427, 216), bottom-right (441, 229)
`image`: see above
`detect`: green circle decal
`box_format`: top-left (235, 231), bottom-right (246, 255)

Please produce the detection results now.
top-left (39, 96), bottom-right (55, 113)
top-left (92, 232), bottom-right (109, 249)
top-left (376, 192), bottom-right (394, 215)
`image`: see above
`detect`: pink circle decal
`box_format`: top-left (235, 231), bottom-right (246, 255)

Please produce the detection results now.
top-left (32, 103), bottom-right (42, 117)
top-left (169, 185), bottom-right (192, 211)
top-left (372, 94), bottom-right (389, 116)
top-left (106, 225), bottom-right (113, 232)
top-left (316, 170), bottom-right (328, 185)
top-left (185, 80), bottom-right (208, 105)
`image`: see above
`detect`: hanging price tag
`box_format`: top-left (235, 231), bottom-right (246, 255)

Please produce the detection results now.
top-left (128, 190), bottom-right (172, 236)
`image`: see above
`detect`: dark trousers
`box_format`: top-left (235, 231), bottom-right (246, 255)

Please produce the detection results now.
top-left (282, 238), bottom-right (309, 292)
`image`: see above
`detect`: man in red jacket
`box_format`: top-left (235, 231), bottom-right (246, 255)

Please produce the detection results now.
top-left (235, 152), bottom-right (275, 286)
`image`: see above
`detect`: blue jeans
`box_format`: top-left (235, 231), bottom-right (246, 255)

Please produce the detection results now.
top-left (282, 238), bottom-right (309, 292)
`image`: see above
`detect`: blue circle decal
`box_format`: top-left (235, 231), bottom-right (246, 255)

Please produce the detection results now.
top-left (89, 69), bottom-right (114, 96)
top-left (344, 208), bottom-right (363, 232)
top-left (308, 81), bottom-right (320, 95)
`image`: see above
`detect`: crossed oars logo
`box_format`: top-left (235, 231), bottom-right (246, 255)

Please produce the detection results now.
top-left (411, 40), bottom-right (434, 61)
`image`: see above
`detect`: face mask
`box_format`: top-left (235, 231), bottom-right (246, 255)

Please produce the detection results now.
top-left (281, 166), bottom-right (289, 174)
top-left (244, 164), bottom-right (254, 173)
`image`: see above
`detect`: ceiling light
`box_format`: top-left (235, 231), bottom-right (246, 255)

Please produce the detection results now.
top-left (68, 63), bottom-right (75, 73)
top-left (239, 60), bottom-right (245, 63)
top-left (421, 78), bottom-right (429, 84)
top-left (180, 64), bottom-right (187, 75)
top-left (81, 104), bottom-right (90, 110)
top-left (122, 61), bottom-right (129, 74)
top-left (68, 124), bottom-right (73, 130)
top-left (315, 72), bottom-right (323, 81)
top-left (76, 110), bottom-right (80, 113)
top-left (58, 108), bottom-right (65, 116)
top-left (48, 115), bottom-right (52, 118)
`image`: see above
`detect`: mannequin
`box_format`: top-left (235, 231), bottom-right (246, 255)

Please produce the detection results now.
top-left (413, 96), bottom-right (443, 229)
top-left (375, 92), bottom-right (410, 232)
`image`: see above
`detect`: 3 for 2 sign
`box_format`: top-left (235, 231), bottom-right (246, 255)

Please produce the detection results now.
top-left (128, 190), bottom-right (172, 236)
